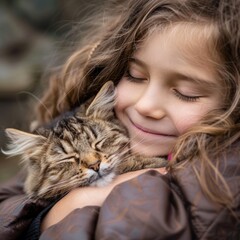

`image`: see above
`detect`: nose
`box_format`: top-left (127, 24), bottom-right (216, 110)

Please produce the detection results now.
top-left (88, 160), bottom-right (101, 172)
top-left (135, 84), bottom-right (165, 119)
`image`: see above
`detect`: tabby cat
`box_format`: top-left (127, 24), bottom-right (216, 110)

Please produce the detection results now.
top-left (3, 81), bottom-right (167, 200)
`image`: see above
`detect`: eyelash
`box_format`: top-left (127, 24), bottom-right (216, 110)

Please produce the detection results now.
top-left (125, 70), bottom-right (201, 102)
top-left (173, 89), bottom-right (201, 102)
top-left (125, 70), bottom-right (146, 82)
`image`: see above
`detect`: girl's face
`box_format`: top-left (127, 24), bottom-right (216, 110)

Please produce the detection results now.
top-left (115, 23), bottom-right (223, 157)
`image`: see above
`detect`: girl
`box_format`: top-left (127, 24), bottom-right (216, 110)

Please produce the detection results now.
top-left (1, 0), bottom-right (240, 239)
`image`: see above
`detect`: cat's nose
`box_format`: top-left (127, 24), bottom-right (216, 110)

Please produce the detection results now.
top-left (88, 160), bottom-right (101, 172)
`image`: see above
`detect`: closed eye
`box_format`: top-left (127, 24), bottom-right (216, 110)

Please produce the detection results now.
top-left (56, 153), bottom-right (80, 164)
top-left (125, 70), bottom-right (147, 82)
top-left (173, 89), bottom-right (202, 102)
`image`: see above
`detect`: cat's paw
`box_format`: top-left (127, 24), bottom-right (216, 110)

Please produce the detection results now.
top-left (143, 157), bottom-right (168, 169)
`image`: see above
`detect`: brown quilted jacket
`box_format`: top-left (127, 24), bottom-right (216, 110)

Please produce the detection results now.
top-left (0, 147), bottom-right (240, 240)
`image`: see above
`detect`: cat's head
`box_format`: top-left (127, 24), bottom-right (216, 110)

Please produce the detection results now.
top-left (3, 81), bottom-right (130, 199)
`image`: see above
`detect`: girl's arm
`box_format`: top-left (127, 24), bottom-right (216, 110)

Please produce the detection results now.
top-left (40, 169), bottom-right (192, 240)
top-left (41, 168), bottom-right (167, 231)
top-left (39, 147), bottom-right (240, 240)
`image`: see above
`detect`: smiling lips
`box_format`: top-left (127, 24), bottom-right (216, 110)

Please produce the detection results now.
top-left (130, 119), bottom-right (175, 137)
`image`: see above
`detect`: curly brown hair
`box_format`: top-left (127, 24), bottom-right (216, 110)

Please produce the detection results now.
top-left (36, 0), bottom-right (240, 207)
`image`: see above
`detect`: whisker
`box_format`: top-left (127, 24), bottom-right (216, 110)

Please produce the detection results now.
top-left (126, 135), bottom-right (147, 150)
top-left (36, 176), bottom-right (81, 198)
top-left (2, 195), bottom-right (29, 212)
top-left (18, 91), bottom-right (53, 122)
top-left (112, 137), bottom-right (151, 162)
top-left (109, 135), bottom-right (147, 161)
top-left (58, 68), bottom-right (91, 106)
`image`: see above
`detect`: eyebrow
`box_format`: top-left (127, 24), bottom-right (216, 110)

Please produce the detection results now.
top-left (128, 57), bottom-right (218, 89)
top-left (129, 57), bottom-right (147, 69)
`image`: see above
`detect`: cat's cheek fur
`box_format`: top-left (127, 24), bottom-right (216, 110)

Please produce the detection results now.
top-left (90, 172), bottom-right (116, 187)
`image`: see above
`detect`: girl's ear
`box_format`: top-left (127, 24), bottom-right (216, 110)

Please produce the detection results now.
top-left (2, 128), bottom-right (46, 157)
top-left (86, 81), bottom-right (116, 119)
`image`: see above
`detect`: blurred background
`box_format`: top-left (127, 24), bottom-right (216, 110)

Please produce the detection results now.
top-left (0, 0), bottom-right (107, 183)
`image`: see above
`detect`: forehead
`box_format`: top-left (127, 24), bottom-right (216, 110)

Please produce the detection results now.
top-left (138, 21), bottom-right (221, 63)
top-left (161, 22), bottom-right (220, 64)
top-left (135, 22), bottom-right (222, 83)
top-left (169, 22), bottom-right (219, 61)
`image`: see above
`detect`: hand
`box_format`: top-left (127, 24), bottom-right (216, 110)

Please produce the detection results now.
top-left (41, 168), bottom-right (166, 231)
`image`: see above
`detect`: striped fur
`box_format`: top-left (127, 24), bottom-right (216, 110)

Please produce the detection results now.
top-left (3, 82), bottom-right (167, 199)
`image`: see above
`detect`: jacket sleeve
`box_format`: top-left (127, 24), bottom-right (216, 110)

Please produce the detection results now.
top-left (0, 169), bottom-right (49, 240)
top-left (173, 148), bottom-right (240, 240)
top-left (40, 170), bottom-right (192, 240)
top-left (29, 147), bottom-right (240, 240)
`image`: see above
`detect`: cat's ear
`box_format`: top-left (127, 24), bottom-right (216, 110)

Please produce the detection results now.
top-left (86, 81), bottom-right (116, 119)
top-left (2, 128), bottom-right (46, 157)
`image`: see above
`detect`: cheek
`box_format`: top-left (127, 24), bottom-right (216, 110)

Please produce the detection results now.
top-left (175, 114), bottom-right (202, 134)
top-left (115, 79), bottom-right (134, 115)
top-left (173, 104), bottom-right (212, 134)
top-left (115, 87), bottom-right (129, 110)
top-left (115, 78), bottom-right (145, 111)
top-left (114, 90), bottom-right (127, 119)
